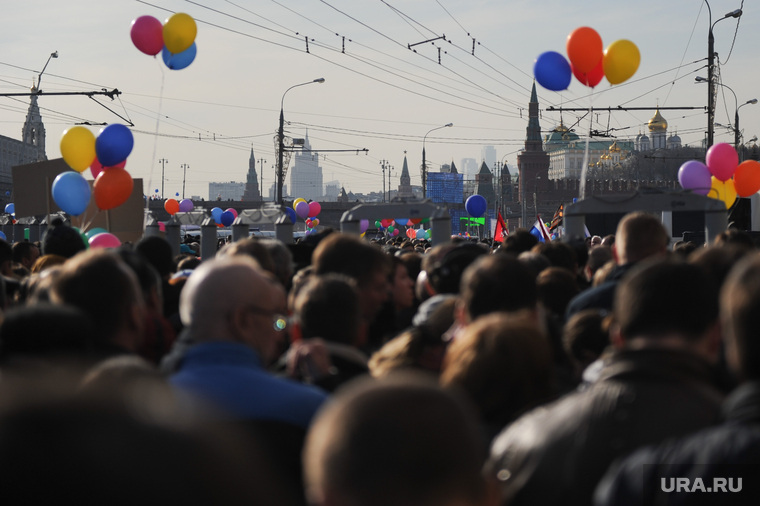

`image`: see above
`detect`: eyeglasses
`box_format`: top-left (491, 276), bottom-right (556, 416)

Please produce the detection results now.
top-left (244, 304), bottom-right (288, 332)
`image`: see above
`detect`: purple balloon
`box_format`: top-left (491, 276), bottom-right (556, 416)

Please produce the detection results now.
top-left (678, 160), bottom-right (712, 195)
top-left (295, 200), bottom-right (310, 220)
top-left (178, 198), bottom-right (194, 213)
top-left (360, 219), bottom-right (369, 233)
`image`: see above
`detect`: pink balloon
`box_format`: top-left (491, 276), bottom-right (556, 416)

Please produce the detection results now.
top-left (130, 16), bottom-right (164, 56)
top-left (89, 232), bottom-right (122, 249)
top-left (224, 208), bottom-right (238, 219)
top-left (90, 158), bottom-right (126, 180)
top-left (308, 201), bottom-right (321, 218)
top-left (706, 143), bottom-right (739, 182)
top-left (295, 201), bottom-right (309, 219)
top-left (392, 229), bottom-right (400, 237)
top-left (158, 222), bottom-right (166, 232)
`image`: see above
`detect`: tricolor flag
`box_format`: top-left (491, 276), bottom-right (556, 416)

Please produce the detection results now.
top-left (530, 215), bottom-right (551, 242)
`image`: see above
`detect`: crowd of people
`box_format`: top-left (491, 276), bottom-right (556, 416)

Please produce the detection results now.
top-left (0, 212), bottom-right (758, 505)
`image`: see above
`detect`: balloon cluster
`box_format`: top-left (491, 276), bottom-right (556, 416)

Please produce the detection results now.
top-left (131, 13), bottom-right (198, 70)
top-left (678, 143), bottom-right (760, 209)
top-left (208, 207), bottom-right (238, 227)
top-left (534, 27), bottom-right (640, 91)
top-left (289, 198), bottom-right (322, 234)
top-left (55, 124), bottom-right (136, 216)
top-left (372, 217), bottom-right (430, 240)
top-left (165, 198), bottom-right (195, 216)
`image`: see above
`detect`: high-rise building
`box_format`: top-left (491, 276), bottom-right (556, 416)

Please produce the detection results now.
top-left (460, 158), bottom-right (478, 180)
top-left (289, 131), bottom-right (323, 202)
top-left (481, 146), bottom-right (496, 172)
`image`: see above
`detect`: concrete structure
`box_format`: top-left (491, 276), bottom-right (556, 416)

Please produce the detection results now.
top-left (209, 181), bottom-right (245, 201)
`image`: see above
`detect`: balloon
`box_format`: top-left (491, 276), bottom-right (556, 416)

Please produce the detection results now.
top-left (89, 232), bottom-right (122, 249)
top-left (406, 228), bottom-right (415, 239)
top-left (306, 220), bottom-right (314, 229)
top-left (93, 167), bottom-right (133, 210)
top-left (380, 219), bottom-right (391, 228)
top-left (415, 229), bottom-right (426, 239)
top-left (708, 176), bottom-right (737, 209)
top-left (211, 207), bottom-right (223, 223)
top-left (733, 160), bottom-right (760, 197)
top-left (96, 124), bottom-right (134, 167)
top-left (224, 208), bottom-right (238, 219)
top-left (165, 198), bottom-right (179, 215)
top-left (293, 198), bottom-right (306, 210)
top-left (312, 218), bottom-right (319, 227)
top-left (706, 143), bottom-right (739, 182)
top-left (0, 231), bottom-right (6, 241)
top-left (572, 59), bottom-right (604, 88)
top-left (130, 15), bottom-right (164, 56)
top-left (465, 194), bottom-right (488, 217)
top-left (85, 227), bottom-right (108, 239)
top-left (425, 230), bottom-right (431, 239)
top-left (158, 222), bottom-right (166, 232)
top-left (60, 126), bottom-right (96, 172)
top-left (90, 158), bottom-right (126, 180)
top-left (295, 201), bottom-right (309, 219)
top-left (52, 171), bottom-right (91, 216)
top-left (603, 39), bottom-right (640, 85)
top-left (678, 160), bottom-right (712, 196)
top-left (395, 218), bottom-right (408, 226)
top-left (176, 192), bottom-right (180, 197)
top-left (161, 42), bottom-right (196, 71)
top-left (220, 210), bottom-right (235, 226)
top-left (155, 189), bottom-right (159, 193)
top-left (392, 229), bottom-right (400, 237)
top-left (360, 219), bottom-right (369, 233)
top-left (387, 226), bottom-right (395, 234)
top-left (163, 13), bottom-right (197, 54)
top-left (178, 198), bottom-right (194, 212)
top-left (285, 207), bottom-right (297, 224)
top-left (308, 201), bottom-right (321, 218)
top-left (534, 51), bottom-right (572, 92)
top-left (566, 27), bottom-right (603, 74)
top-left (4, 203), bottom-right (14, 215)
top-left (374, 220), bottom-right (382, 228)
top-left (410, 218), bottom-right (422, 225)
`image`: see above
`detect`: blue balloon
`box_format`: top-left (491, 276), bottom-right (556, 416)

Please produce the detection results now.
top-left (4, 203), bottom-right (14, 215)
top-left (395, 218), bottom-right (409, 226)
top-left (0, 231), bottom-right (6, 241)
top-left (220, 210), bottom-right (235, 227)
top-left (52, 171), bottom-right (91, 216)
top-left (211, 207), bottom-right (223, 223)
top-left (285, 207), bottom-right (297, 224)
top-left (465, 194), bottom-right (487, 218)
top-left (155, 189), bottom-right (159, 193)
top-left (534, 51), bottom-right (572, 92)
top-left (162, 42), bottom-right (197, 71)
top-left (96, 124), bottom-right (134, 167)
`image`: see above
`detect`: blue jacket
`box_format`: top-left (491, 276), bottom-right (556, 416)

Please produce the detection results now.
top-left (171, 341), bottom-right (328, 428)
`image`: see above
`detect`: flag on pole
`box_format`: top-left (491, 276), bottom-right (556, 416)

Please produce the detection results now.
top-left (549, 204), bottom-right (564, 232)
top-left (494, 210), bottom-right (508, 242)
top-left (530, 215), bottom-right (551, 243)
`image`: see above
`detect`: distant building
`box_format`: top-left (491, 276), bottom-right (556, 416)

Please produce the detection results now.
top-left (209, 181), bottom-right (245, 201)
top-left (397, 155), bottom-right (413, 199)
top-left (0, 85), bottom-right (48, 196)
top-left (324, 180), bottom-right (340, 201)
top-left (242, 147), bottom-right (261, 201)
top-left (481, 145), bottom-right (496, 173)
top-left (460, 157), bottom-right (478, 180)
top-left (289, 131), bottom-right (323, 202)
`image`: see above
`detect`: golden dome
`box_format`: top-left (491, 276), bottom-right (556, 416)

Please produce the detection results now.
top-left (648, 108), bottom-right (667, 132)
top-left (609, 140), bottom-right (621, 153)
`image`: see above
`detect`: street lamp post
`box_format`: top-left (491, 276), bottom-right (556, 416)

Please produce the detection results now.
top-left (696, 76), bottom-right (757, 151)
top-left (706, 1), bottom-right (742, 148)
top-left (421, 123), bottom-right (453, 199)
top-left (277, 78), bottom-right (325, 205)
top-left (158, 158), bottom-right (168, 198)
top-left (181, 163), bottom-right (189, 199)
top-left (258, 158), bottom-right (267, 201)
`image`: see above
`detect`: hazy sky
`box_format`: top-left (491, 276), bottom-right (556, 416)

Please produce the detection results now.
top-left (1, 0), bottom-right (757, 199)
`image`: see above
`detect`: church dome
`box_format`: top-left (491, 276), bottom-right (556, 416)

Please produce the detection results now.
top-left (648, 109), bottom-right (667, 132)
top-left (545, 123), bottom-right (579, 144)
top-left (609, 140), bottom-right (621, 153)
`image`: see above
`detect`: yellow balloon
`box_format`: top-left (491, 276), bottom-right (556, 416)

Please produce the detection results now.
top-left (293, 198), bottom-right (306, 210)
top-left (163, 13), bottom-right (197, 54)
top-left (60, 126), bottom-right (96, 172)
top-left (708, 176), bottom-right (737, 209)
top-left (603, 39), bottom-right (640, 85)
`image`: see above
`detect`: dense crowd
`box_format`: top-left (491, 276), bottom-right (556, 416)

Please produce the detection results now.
top-left (0, 212), bottom-right (758, 505)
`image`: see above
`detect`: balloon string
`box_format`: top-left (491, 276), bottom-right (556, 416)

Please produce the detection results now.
top-left (144, 59), bottom-right (166, 231)
top-left (579, 87), bottom-right (595, 200)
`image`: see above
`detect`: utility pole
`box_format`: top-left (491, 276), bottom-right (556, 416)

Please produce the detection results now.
top-left (158, 158), bottom-right (168, 198)
top-left (388, 165), bottom-right (395, 202)
top-left (258, 158), bottom-right (267, 202)
top-left (181, 163), bottom-right (189, 199)
top-left (380, 160), bottom-right (388, 202)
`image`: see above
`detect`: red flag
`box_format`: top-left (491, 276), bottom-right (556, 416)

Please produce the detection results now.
top-left (494, 210), bottom-right (508, 242)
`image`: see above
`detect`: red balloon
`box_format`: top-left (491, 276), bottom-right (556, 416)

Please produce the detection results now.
top-left (130, 16), bottom-right (164, 56)
top-left (566, 27), bottom-right (603, 74)
top-left (165, 198), bottom-right (180, 215)
top-left (572, 59), bottom-right (604, 88)
top-left (734, 160), bottom-right (760, 197)
top-left (93, 167), bottom-right (133, 210)
top-left (308, 201), bottom-right (321, 218)
top-left (90, 158), bottom-right (126, 180)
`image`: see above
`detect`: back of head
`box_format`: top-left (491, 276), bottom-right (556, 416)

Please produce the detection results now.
top-left (614, 258), bottom-right (718, 342)
top-left (49, 250), bottom-right (143, 347)
top-left (461, 253), bottom-right (537, 321)
top-left (536, 266), bottom-right (579, 317)
top-left (304, 373), bottom-right (487, 506)
top-left (312, 233), bottom-right (389, 288)
top-left (721, 253), bottom-right (760, 381)
top-left (259, 238), bottom-right (294, 288)
top-left (135, 235), bottom-right (175, 279)
top-left (500, 229), bottom-right (539, 255)
top-left (427, 242), bottom-right (488, 295)
top-left (615, 212), bottom-right (669, 264)
top-left (294, 274), bottom-right (360, 346)
top-left (218, 237), bottom-right (277, 277)
top-left (41, 218), bottom-right (87, 259)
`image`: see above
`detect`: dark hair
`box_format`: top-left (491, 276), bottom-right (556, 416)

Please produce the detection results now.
top-left (721, 254), bottom-right (760, 379)
top-left (295, 274), bottom-right (360, 346)
top-left (461, 253), bottom-right (537, 320)
top-left (312, 233), bottom-right (390, 288)
top-left (134, 236), bottom-right (175, 278)
top-left (427, 243), bottom-right (488, 295)
top-left (41, 220), bottom-right (86, 259)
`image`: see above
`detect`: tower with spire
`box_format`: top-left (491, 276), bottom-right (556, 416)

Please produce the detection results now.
top-left (243, 147), bottom-right (261, 201)
top-left (397, 154), bottom-right (413, 198)
top-left (517, 82), bottom-right (550, 223)
top-left (474, 161), bottom-right (495, 204)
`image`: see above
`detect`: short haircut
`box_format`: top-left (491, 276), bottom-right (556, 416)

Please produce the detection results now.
top-left (721, 254), bottom-right (760, 379)
top-left (303, 373), bottom-right (487, 506)
top-left (294, 274), bottom-right (360, 345)
top-left (134, 236), bottom-right (175, 278)
top-left (41, 219), bottom-right (87, 259)
top-left (614, 258), bottom-right (718, 341)
top-left (312, 233), bottom-right (390, 287)
top-left (427, 243), bottom-right (488, 295)
top-left (461, 253), bottom-right (537, 320)
top-left (615, 212), bottom-right (669, 264)
top-left (11, 241), bottom-right (37, 264)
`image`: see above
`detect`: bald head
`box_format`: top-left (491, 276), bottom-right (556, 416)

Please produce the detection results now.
top-left (180, 257), bottom-right (286, 360)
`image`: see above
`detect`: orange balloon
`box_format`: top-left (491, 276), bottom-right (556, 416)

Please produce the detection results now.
top-left (93, 167), bottom-right (134, 210)
top-left (164, 198), bottom-right (180, 215)
top-left (733, 160), bottom-right (760, 197)
top-left (566, 27), bottom-right (603, 74)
